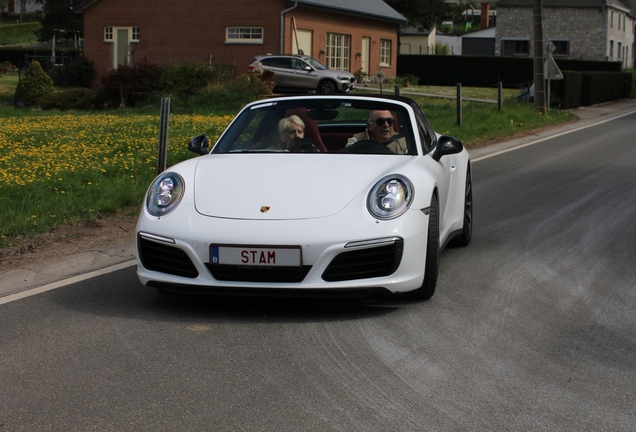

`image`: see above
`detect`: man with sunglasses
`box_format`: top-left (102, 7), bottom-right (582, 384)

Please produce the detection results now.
top-left (346, 110), bottom-right (408, 154)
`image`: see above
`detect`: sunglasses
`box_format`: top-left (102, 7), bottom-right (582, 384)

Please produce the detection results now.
top-left (374, 117), bottom-right (394, 126)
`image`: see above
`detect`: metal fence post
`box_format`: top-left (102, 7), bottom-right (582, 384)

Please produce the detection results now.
top-left (157, 97), bottom-right (171, 174)
top-left (456, 83), bottom-right (462, 126)
top-left (394, 85), bottom-right (400, 96)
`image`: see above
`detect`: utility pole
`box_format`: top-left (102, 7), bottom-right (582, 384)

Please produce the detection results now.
top-left (533, 0), bottom-right (546, 112)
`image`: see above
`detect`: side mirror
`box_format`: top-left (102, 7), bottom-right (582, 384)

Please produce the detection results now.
top-left (188, 134), bottom-right (210, 156)
top-left (433, 135), bottom-right (463, 161)
top-left (304, 66), bottom-right (313, 72)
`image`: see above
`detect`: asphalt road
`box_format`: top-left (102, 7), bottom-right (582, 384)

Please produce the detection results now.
top-left (1, 112), bottom-right (636, 431)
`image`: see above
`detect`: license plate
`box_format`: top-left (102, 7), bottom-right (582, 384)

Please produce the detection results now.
top-left (210, 245), bottom-right (302, 267)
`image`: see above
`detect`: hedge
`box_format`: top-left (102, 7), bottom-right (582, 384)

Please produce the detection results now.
top-left (0, 22), bottom-right (41, 45)
top-left (397, 54), bottom-right (624, 88)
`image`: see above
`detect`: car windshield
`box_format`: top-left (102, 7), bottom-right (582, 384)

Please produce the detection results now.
top-left (212, 98), bottom-right (417, 155)
top-left (304, 58), bottom-right (327, 70)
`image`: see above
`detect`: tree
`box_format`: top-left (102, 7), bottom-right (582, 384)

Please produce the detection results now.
top-left (384, 0), bottom-right (446, 30)
top-left (35, 0), bottom-right (82, 42)
top-left (14, 60), bottom-right (55, 107)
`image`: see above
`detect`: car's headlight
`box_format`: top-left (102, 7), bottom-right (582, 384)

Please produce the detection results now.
top-left (146, 172), bottom-right (185, 216)
top-left (336, 76), bottom-right (351, 81)
top-left (367, 175), bottom-right (413, 220)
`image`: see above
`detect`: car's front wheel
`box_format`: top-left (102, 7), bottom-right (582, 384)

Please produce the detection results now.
top-left (414, 194), bottom-right (439, 300)
top-left (318, 80), bottom-right (336, 94)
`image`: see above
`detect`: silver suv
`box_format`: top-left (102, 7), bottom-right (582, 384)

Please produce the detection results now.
top-left (248, 54), bottom-right (356, 94)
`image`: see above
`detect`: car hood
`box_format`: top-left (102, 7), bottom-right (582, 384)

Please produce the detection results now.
top-left (193, 154), bottom-right (405, 220)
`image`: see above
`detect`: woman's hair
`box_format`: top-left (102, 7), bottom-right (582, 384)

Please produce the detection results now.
top-left (278, 115), bottom-right (305, 137)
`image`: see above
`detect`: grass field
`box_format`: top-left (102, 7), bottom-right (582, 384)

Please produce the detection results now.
top-left (0, 76), bottom-right (576, 245)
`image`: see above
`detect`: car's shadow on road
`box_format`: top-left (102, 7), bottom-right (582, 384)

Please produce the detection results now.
top-left (49, 266), bottom-right (426, 324)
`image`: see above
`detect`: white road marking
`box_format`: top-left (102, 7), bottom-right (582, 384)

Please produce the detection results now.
top-left (472, 109), bottom-right (636, 163)
top-left (0, 260), bottom-right (136, 305)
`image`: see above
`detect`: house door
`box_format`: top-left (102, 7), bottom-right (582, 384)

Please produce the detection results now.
top-left (361, 37), bottom-right (370, 74)
top-left (292, 29), bottom-right (312, 56)
top-left (114, 28), bottom-right (130, 67)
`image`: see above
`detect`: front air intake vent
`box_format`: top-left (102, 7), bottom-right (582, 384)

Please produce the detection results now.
top-left (322, 240), bottom-right (403, 282)
top-left (137, 236), bottom-right (199, 278)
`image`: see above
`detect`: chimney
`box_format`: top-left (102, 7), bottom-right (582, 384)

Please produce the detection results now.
top-left (480, 3), bottom-right (490, 28)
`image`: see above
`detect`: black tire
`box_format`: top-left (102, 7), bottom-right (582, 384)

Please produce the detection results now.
top-left (451, 165), bottom-right (473, 247)
top-left (414, 194), bottom-right (440, 300)
top-left (318, 80), bottom-right (336, 94)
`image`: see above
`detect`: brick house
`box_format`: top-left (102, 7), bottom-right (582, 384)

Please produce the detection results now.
top-left (496, 0), bottom-right (635, 68)
top-left (72, 0), bottom-right (407, 80)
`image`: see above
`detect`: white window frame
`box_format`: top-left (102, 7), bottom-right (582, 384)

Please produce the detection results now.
top-left (104, 26), bottom-right (139, 43)
top-left (380, 39), bottom-right (392, 67)
top-left (132, 26), bottom-right (140, 42)
top-left (225, 27), bottom-right (263, 44)
top-left (326, 32), bottom-right (351, 71)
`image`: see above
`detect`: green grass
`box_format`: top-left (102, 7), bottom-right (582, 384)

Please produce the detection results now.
top-left (0, 84), bottom-right (578, 246)
top-left (0, 71), bottom-right (18, 100)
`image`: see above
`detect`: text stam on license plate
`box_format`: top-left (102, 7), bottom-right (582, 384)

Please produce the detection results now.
top-left (210, 245), bottom-right (302, 267)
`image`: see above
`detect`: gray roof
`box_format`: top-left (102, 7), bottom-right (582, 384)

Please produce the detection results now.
top-left (497, 0), bottom-right (630, 11)
top-left (72, 0), bottom-right (99, 11)
top-left (292, 0), bottom-right (407, 23)
top-left (74, 0), bottom-right (407, 23)
top-left (400, 26), bottom-right (434, 36)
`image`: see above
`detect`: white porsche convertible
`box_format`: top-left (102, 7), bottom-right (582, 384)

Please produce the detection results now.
top-left (136, 94), bottom-right (472, 299)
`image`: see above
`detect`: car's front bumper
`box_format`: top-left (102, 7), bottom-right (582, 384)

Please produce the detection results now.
top-left (136, 203), bottom-right (429, 296)
top-left (342, 81), bottom-right (356, 92)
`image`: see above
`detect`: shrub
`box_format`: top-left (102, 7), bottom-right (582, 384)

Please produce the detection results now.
top-left (0, 61), bottom-right (17, 73)
top-left (158, 61), bottom-right (220, 96)
top-left (96, 57), bottom-right (161, 108)
top-left (39, 88), bottom-right (98, 110)
top-left (13, 60), bottom-right (54, 107)
top-left (169, 73), bottom-right (272, 113)
top-left (50, 57), bottom-right (95, 88)
top-left (435, 43), bottom-right (451, 55)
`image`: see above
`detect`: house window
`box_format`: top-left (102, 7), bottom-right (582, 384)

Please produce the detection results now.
top-left (611, 11), bottom-right (614, 28)
top-left (502, 39), bottom-right (529, 57)
top-left (326, 33), bottom-right (350, 71)
top-left (380, 39), bottom-right (392, 66)
top-left (610, 40), bottom-right (614, 58)
top-left (225, 27), bottom-right (263, 44)
top-left (551, 40), bottom-right (569, 57)
top-left (618, 42), bottom-right (622, 59)
top-left (105, 26), bottom-right (139, 43)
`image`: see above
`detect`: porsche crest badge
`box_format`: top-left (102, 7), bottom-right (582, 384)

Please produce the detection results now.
top-left (260, 206), bottom-right (271, 213)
